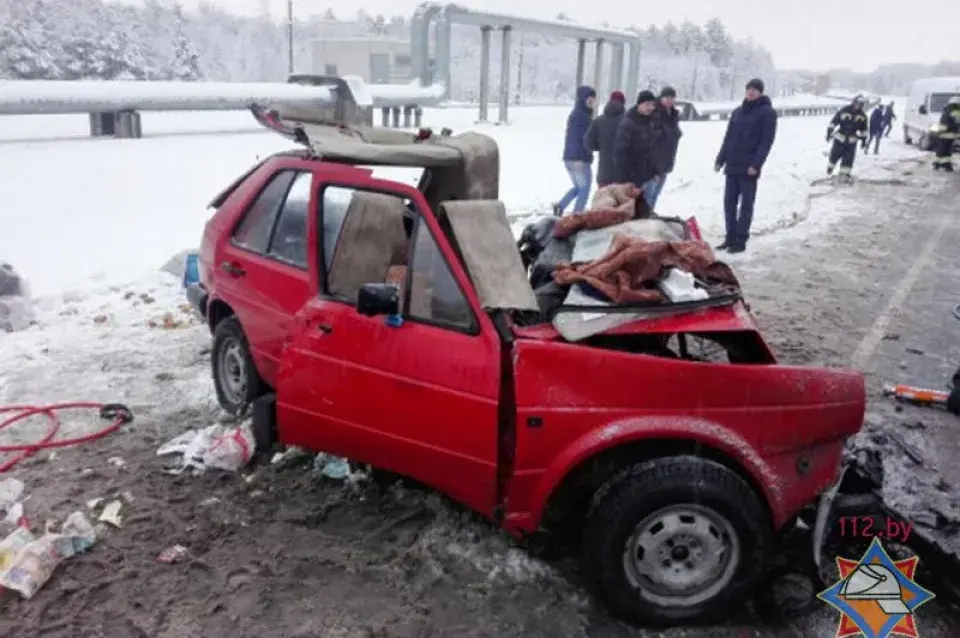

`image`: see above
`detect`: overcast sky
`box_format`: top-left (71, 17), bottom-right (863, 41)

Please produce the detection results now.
top-left (174, 0), bottom-right (960, 72)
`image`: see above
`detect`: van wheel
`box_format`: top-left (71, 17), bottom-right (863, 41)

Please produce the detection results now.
top-left (580, 456), bottom-right (771, 625)
top-left (212, 316), bottom-right (266, 415)
top-left (919, 133), bottom-right (934, 151)
top-left (903, 126), bottom-right (912, 145)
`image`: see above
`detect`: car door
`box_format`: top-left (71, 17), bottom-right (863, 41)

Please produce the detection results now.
top-left (217, 169), bottom-right (314, 383)
top-left (277, 177), bottom-right (503, 517)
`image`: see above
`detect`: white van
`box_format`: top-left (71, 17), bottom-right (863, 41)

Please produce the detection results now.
top-left (904, 77), bottom-right (960, 149)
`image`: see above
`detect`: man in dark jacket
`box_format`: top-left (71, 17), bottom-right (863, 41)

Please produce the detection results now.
top-left (584, 90), bottom-right (626, 187)
top-left (714, 78), bottom-right (777, 254)
top-left (883, 102), bottom-right (896, 137)
top-left (553, 85), bottom-right (597, 215)
top-left (649, 86), bottom-right (683, 208)
top-left (868, 105), bottom-right (885, 155)
top-left (614, 90), bottom-right (665, 208)
top-left (826, 95), bottom-right (868, 180)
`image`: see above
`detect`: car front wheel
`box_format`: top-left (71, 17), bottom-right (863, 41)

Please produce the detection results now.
top-left (212, 315), bottom-right (266, 415)
top-left (580, 455), bottom-right (771, 625)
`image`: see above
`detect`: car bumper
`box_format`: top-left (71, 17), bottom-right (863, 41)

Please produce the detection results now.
top-left (185, 282), bottom-right (208, 319)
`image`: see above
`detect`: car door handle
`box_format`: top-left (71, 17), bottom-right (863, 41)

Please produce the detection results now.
top-left (220, 261), bottom-right (245, 277)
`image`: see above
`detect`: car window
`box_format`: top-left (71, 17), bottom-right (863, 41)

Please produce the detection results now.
top-left (267, 172), bottom-right (311, 268)
top-left (232, 170), bottom-right (296, 253)
top-left (407, 219), bottom-right (474, 331)
top-left (320, 186), bottom-right (354, 275)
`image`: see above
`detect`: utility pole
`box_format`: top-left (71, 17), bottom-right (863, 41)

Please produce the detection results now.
top-left (287, 0), bottom-right (294, 76)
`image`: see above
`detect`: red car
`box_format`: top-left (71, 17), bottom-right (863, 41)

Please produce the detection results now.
top-left (187, 121), bottom-right (865, 625)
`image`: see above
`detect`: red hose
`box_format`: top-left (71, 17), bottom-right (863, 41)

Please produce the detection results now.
top-left (0, 403), bottom-right (133, 473)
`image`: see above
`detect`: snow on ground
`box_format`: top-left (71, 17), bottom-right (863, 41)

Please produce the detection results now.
top-left (0, 105), bottom-right (924, 297)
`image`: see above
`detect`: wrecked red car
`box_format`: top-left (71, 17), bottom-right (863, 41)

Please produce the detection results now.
top-left (186, 118), bottom-right (866, 625)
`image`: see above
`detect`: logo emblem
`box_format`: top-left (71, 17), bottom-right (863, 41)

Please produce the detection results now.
top-left (818, 537), bottom-right (935, 637)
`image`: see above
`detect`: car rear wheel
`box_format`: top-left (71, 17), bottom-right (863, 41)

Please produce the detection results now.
top-left (212, 316), bottom-right (267, 415)
top-left (580, 455), bottom-right (771, 625)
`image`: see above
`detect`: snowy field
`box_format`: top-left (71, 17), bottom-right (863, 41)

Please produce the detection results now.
top-left (5, 105), bottom-right (960, 637)
top-left (0, 102), bottom-right (914, 296)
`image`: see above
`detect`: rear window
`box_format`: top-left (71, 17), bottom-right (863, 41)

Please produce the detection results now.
top-left (929, 93), bottom-right (960, 113)
top-left (208, 158), bottom-right (269, 209)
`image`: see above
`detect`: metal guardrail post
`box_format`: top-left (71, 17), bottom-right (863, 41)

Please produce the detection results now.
top-left (478, 26), bottom-right (492, 122)
top-left (498, 26), bottom-right (512, 124)
top-left (575, 39), bottom-right (586, 88)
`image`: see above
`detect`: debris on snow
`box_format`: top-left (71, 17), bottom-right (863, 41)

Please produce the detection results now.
top-left (0, 511), bottom-right (98, 599)
top-left (97, 500), bottom-right (123, 528)
top-left (157, 421), bottom-right (256, 474)
top-left (156, 544), bottom-right (188, 564)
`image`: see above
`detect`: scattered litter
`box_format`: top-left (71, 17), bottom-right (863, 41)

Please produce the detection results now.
top-left (0, 478), bottom-right (24, 513)
top-left (905, 347), bottom-right (925, 355)
top-left (199, 497), bottom-right (220, 507)
top-left (157, 422), bottom-right (256, 474)
top-left (313, 453), bottom-right (351, 480)
top-left (52, 512), bottom-right (97, 558)
top-left (98, 500), bottom-right (123, 528)
top-left (271, 446), bottom-right (309, 466)
top-left (156, 545), bottom-right (188, 564)
top-left (86, 498), bottom-right (102, 510)
top-left (107, 456), bottom-right (126, 469)
top-left (658, 268), bottom-right (709, 303)
top-left (883, 384), bottom-right (949, 408)
top-left (0, 511), bottom-right (99, 600)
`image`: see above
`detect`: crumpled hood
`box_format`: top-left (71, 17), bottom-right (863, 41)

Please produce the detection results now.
top-left (575, 85), bottom-right (596, 110)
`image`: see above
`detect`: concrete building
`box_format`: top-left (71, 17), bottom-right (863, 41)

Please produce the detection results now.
top-left (311, 38), bottom-right (413, 84)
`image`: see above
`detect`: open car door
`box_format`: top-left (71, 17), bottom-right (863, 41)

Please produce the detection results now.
top-left (274, 176), bottom-right (505, 518)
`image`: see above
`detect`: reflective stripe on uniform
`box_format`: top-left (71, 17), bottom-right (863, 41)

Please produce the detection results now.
top-left (838, 166), bottom-right (852, 175)
top-left (933, 156), bottom-right (953, 165)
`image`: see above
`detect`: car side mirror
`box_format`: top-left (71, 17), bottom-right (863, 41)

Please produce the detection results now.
top-left (356, 283), bottom-right (400, 317)
top-left (919, 105), bottom-right (928, 115)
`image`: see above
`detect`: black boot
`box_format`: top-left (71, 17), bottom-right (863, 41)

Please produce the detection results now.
top-left (946, 164), bottom-right (955, 172)
top-left (715, 242), bottom-right (730, 251)
top-left (551, 203), bottom-right (562, 216)
top-left (727, 242), bottom-right (746, 254)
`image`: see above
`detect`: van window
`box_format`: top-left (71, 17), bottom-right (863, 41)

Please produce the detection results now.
top-left (929, 93), bottom-right (960, 113)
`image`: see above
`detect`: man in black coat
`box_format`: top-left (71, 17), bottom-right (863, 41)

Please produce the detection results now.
top-left (649, 86), bottom-right (683, 208)
top-left (614, 90), bottom-right (665, 208)
top-left (584, 90), bottom-right (627, 187)
top-left (714, 78), bottom-right (777, 254)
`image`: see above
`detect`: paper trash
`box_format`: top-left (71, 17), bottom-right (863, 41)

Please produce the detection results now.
top-left (157, 421), bottom-right (256, 473)
top-left (0, 534), bottom-right (64, 599)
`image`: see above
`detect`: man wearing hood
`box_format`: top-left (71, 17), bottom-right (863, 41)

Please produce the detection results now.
top-left (649, 86), bottom-right (683, 208)
top-left (553, 85), bottom-right (597, 215)
top-left (613, 90), bottom-right (665, 208)
top-left (714, 78), bottom-right (778, 254)
top-left (584, 91), bottom-right (627, 188)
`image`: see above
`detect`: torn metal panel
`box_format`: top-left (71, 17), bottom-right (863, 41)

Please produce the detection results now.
top-left (438, 200), bottom-right (539, 312)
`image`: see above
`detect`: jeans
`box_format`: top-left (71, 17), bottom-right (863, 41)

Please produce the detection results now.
top-left (643, 174), bottom-right (667, 209)
top-left (723, 174), bottom-right (758, 247)
top-left (557, 161), bottom-right (592, 213)
top-left (867, 134), bottom-right (881, 154)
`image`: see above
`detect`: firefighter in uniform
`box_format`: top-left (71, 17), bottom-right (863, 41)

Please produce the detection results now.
top-left (826, 95), bottom-right (868, 179)
top-left (932, 95), bottom-right (960, 172)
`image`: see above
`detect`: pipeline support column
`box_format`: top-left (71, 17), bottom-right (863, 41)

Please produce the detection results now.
top-left (497, 26), bottom-right (512, 124)
top-left (478, 25), bottom-right (492, 122)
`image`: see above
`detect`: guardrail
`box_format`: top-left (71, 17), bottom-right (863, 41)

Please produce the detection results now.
top-left (0, 75), bottom-right (446, 138)
top-left (677, 94), bottom-right (871, 121)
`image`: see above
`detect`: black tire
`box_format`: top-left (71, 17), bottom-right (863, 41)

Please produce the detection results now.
top-left (211, 315), bottom-right (267, 415)
top-left (580, 455), bottom-right (771, 626)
